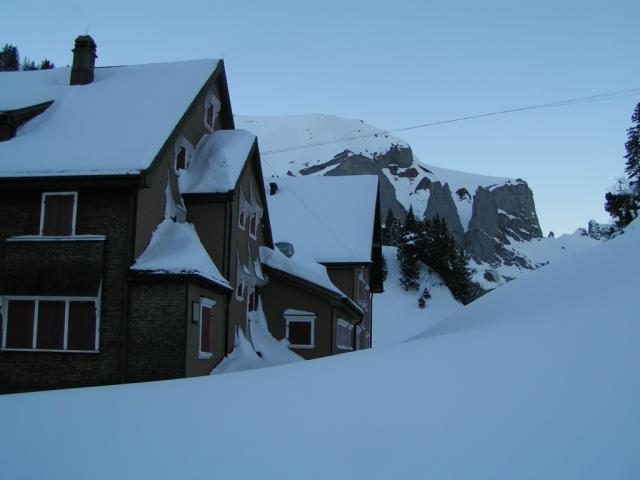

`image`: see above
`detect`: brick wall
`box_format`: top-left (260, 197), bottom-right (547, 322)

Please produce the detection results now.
top-left (0, 186), bottom-right (134, 393)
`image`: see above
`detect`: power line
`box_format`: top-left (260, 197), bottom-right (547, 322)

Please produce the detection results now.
top-left (261, 88), bottom-right (640, 156)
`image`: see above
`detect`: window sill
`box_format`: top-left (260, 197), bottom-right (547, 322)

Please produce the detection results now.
top-left (6, 235), bottom-right (106, 242)
top-left (1, 348), bottom-right (99, 354)
top-left (337, 345), bottom-right (354, 351)
top-left (198, 352), bottom-right (213, 359)
top-left (289, 344), bottom-right (315, 349)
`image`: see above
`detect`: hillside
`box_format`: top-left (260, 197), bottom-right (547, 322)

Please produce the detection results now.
top-left (237, 114), bottom-right (601, 290)
top-left (2, 220), bottom-right (637, 479)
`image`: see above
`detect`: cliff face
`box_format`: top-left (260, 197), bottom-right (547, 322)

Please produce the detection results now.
top-left (464, 182), bottom-right (543, 268)
top-left (235, 114), bottom-right (548, 291)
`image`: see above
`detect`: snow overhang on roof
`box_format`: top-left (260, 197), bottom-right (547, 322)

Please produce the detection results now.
top-left (179, 129), bottom-right (256, 194)
top-left (0, 59), bottom-right (220, 178)
top-left (266, 175), bottom-right (379, 264)
top-left (131, 218), bottom-right (231, 291)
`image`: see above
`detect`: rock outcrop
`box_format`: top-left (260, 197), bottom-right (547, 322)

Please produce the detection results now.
top-left (424, 181), bottom-right (465, 245)
top-left (464, 182), bottom-right (542, 267)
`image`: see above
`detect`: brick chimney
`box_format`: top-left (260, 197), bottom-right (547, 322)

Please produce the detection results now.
top-left (70, 35), bottom-right (97, 85)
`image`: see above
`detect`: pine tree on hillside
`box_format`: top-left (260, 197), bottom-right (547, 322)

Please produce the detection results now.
top-left (397, 205), bottom-right (420, 290)
top-left (382, 208), bottom-right (397, 245)
top-left (0, 44), bottom-right (19, 71)
top-left (605, 102), bottom-right (640, 228)
top-left (624, 103), bottom-right (640, 189)
top-left (39, 58), bottom-right (54, 70)
top-left (22, 57), bottom-right (37, 71)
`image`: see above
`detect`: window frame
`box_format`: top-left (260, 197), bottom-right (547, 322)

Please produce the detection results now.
top-left (198, 298), bottom-right (215, 359)
top-left (336, 318), bottom-right (354, 351)
top-left (204, 102), bottom-right (216, 132)
top-left (39, 191), bottom-right (78, 236)
top-left (284, 311), bottom-right (316, 349)
top-left (1, 295), bottom-right (100, 353)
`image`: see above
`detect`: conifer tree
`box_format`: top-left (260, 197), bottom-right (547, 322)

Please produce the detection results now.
top-left (22, 57), bottom-right (37, 71)
top-left (0, 44), bottom-right (19, 71)
top-left (605, 102), bottom-right (640, 228)
top-left (397, 206), bottom-right (420, 290)
top-left (39, 58), bottom-right (54, 70)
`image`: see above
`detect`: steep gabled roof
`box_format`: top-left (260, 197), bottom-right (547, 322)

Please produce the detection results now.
top-left (0, 59), bottom-right (221, 178)
top-left (266, 175), bottom-right (379, 264)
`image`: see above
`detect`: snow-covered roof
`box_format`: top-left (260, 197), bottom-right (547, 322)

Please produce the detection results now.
top-left (131, 218), bottom-right (230, 289)
top-left (259, 246), bottom-right (346, 298)
top-left (179, 129), bottom-right (256, 193)
top-left (266, 175), bottom-right (378, 263)
top-left (0, 59), bottom-right (219, 178)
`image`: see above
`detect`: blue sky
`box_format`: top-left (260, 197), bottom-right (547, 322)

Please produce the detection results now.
top-left (4, 0), bottom-right (639, 234)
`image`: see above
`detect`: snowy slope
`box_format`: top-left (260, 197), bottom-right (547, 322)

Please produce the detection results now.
top-left (2, 220), bottom-right (637, 479)
top-left (373, 246), bottom-right (463, 347)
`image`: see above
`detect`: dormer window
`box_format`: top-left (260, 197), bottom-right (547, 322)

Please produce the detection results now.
top-left (205, 103), bottom-right (215, 130)
top-left (174, 135), bottom-right (193, 174)
top-left (40, 192), bottom-right (77, 236)
top-left (175, 147), bottom-right (186, 171)
top-left (249, 211), bottom-right (257, 238)
top-left (204, 90), bottom-right (221, 132)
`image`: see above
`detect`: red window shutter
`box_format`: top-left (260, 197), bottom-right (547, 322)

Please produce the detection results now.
top-left (200, 306), bottom-right (212, 353)
top-left (36, 301), bottom-right (65, 349)
top-left (176, 147), bottom-right (186, 170)
top-left (67, 301), bottom-right (97, 350)
top-left (206, 104), bottom-right (214, 127)
top-left (42, 194), bottom-right (74, 236)
top-left (5, 300), bottom-right (35, 348)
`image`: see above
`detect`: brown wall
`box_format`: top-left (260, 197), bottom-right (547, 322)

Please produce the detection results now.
top-left (0, 185), bottom-right (135, 393)
top-left (185, 284), bottom-right (228, 376)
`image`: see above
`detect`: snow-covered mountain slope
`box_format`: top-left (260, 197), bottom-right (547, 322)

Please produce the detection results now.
top-left (2, 221), bottom-right (637, 480)
top-left (373, 246), bottom-right (463, 347)
top-left (237, 113), bottom-right (600, 292)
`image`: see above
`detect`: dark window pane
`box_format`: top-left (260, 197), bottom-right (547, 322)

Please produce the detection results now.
top-left (176, 147), bottom-right (186, 170)
top-left (206, 104), bottom-right (214, 127)
top-left (68, 301), bottom-right (96, 350)
top-left (42, 194), bottom-right (74, 236)
top-left (200, 306), bottom-right (212, 353)
top-left (5, 300), bottom-right (35, 348)
top-left (288, 321), bottom-right (312, 345)
top-left (36, 301), bottom-right (65, 349)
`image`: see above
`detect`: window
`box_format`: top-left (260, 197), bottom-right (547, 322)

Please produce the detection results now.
top-left (238, 188), bottom-right (247, 230)
top-left (249, 211), bottom-right (257, 238)
top-left (336, 318), bottom-right (354, 350)
top-left (284, 309), bottom-right (316, 349)
top-left (40, 192), bottom-right (77, 236)
top-left (205, 103), bottom-right (215, 130)
top-left (198, 298), bottom-right (215, 358)
top-left (2, 297), bottom-right (98, 351)
top-left (175, 146), bottom-right (186, 170)
top-left (235, 277), bottom-right (245, 301)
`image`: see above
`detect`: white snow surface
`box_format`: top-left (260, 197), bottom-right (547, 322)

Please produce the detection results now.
top-left (213, 300), bottom-right (303, 374)
top-left (179, 129), bottom-right (256, 193)
top-left (0, 60), bottom-right (218, 177)
top-left (1, 220), bottom-right (639, 479)
top-left (373, 246), bottom-right (463, 347)
top-left (266, 175), bottom-right (378, 263)
top-left (131, 218), bottom-right (229, 288)
top-left (259, 246), bottom-right (346, 299)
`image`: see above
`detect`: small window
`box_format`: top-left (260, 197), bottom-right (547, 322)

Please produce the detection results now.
top-left (205, 103), bottom-right (215, 129)
top-left (175, 146), bottom-right (186, 170)
top-left (336, 318), bottom-right (354, 351)
top-left (249, 211), bottom-right (257, 238)
top-left (2, 297), bottom-right (98, 351)
top-left (199, 299), bottom-right (215, 358)
top-left (40, 192), bottom-right (77, 236)
top-left (284, 310), bottom-right (316, 349)
top-left (235, 278), bottom-right (245, 301)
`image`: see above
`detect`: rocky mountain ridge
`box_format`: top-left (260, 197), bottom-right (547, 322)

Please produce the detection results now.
top-left (236, 114), bottom-right (594, 290)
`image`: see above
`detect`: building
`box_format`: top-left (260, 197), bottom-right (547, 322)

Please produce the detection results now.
top-left (261, 175), bottom-right (383, 356)
top-left (0, 36), bottom-right (382, 393)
